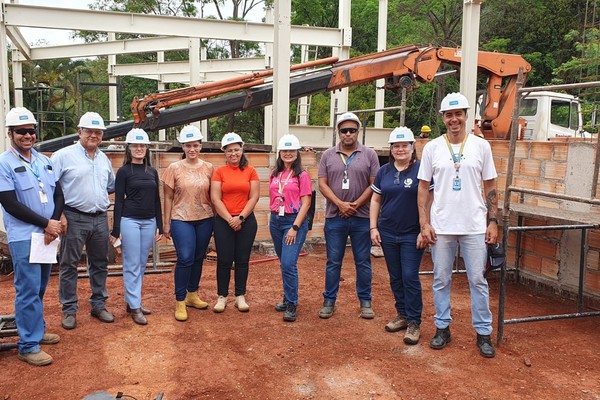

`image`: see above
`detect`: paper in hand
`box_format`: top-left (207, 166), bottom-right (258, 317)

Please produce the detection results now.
top-left (29, 232), bottom-right (60, 264)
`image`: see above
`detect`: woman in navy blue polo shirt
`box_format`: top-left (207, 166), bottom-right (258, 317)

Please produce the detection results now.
top-left (370, 127), bottom-right (427, 345)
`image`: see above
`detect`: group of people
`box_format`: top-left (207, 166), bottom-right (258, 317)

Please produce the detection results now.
top-left (0, 90), bottom-right (498, 366)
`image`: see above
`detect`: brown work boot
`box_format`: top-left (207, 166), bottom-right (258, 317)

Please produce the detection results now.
top-left (40, 333), bottom-right (60, 345)
top-left (403, 322), bottom-right (421, 345)
top-left (385, 314), bottom-right (408, 332)
top-left (130, 308), bottom-right (148, 325)
top-left (18, 350), bottom-right (53, 366)
top-left (185, 291), bottom-right (209, 309)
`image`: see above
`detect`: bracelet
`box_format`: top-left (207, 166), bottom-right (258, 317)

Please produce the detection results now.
top-left (370, 227), bottom-right (378, 231)
top-left (488, 217), bottom-right (499, 224)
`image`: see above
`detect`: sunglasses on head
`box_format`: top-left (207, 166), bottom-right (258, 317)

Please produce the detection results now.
top-left (339, 128), bottom-right (358, 134)
top-left (13, 128), bottom-right (37, 136)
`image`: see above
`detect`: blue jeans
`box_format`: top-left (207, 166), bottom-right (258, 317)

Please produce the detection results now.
top-left (269, 213), bottom-right (308, 305)
top-left (323, 216), bottom-right (372, 302)
top-left (170, 218), bottom-right (214, 301)
top-left (121, 217), bottom-right (156, 309)
top-left (431, 234), bottom-right (492, 335)
top-left (59, 210), bottom-right (109, 314)
top-left (379, 229), bottom-right (424, 325)
top-left (9, 240), bottom-right (51, 354)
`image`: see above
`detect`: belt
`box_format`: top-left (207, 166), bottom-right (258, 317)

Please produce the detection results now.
top-left (64, 205), bottom-right (106, 217)
top-left (271, 211), bottom-right (298, 216)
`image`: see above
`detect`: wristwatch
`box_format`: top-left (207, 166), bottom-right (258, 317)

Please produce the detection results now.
top-left (238, 215), bottom-right (245, 223)
top-left (292, 224), bottom-right (300, 231)
top-left (488, 217), bottom-right (498, 224)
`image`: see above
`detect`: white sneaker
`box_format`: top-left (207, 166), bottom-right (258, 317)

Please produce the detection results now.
top-left (235, 295), bottom-right (250, 312)
top-left (213, 296), bottom-right (228, 313)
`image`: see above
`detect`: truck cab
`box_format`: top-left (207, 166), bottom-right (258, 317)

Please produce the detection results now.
top-left (519, 91), bottom-right (587, 140)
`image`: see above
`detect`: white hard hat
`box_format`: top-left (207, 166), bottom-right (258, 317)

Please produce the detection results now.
top-left (221, 132), bottom-right (244, 150)
top-left (388, 127), bottom-right (415, 143)
top-left (178, 125), bottom-right (203, 143)
top-left (6, 107), bottom-right (37, 127)
top-left (78, 112), bottom-right (106, 130)
top-left (277, 134), bottom-right (301, 151)
top-left (336, 112), bottom-right (361, 129)
top-left (439, 92), bottom-right (470, 113)
top-left (125, 128), bottom-right (150, 144)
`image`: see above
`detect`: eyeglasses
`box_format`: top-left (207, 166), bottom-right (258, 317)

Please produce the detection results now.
top-left (339, 128), bottom-right (358, 134)
top-left (225, 148), bottom-right (242, 154)
top-left (394, 171), bottom-right (401, 185)
top-left (13, 128), bottom-right (37, 136)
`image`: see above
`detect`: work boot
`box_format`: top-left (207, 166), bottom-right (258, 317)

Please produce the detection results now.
top-left (235, 295), bottom-right (250, 312)
top-left (127, 304), bottom-right (151, 315)
top-left (40, 333), bottom-right (60, 345)
top-left (185, 291), bottom-right (209, 309)
top-left (429, 327), bottom-right (452, 350)
top-left (90, 308), bottom-right (115, 323)
top-left (318, 300), bottom-right (335, 319)
top-left (477, 334), bottom-right (496, 358)
top-left (359, 300), bottom-right (375, 319)
top-left (403, 322), bottom-right (421, 345)
top-left (274, 298), bottom-right (288, 312)
top-left (385, 314), bottom-right (408, 332)
top-left (130, 308), bottom-right (148, 325)
top-left (61, 314), bottom-right (76, 330)
top-left (283, 304), bottom-right (297, 322)
top-left (213, 296), bottom-right (228, 313)
top-left (175, 301), bottom-right (188, 321)
top-left (18, 350), bottom-right (53, 367)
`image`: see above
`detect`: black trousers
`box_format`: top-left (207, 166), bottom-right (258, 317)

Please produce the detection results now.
top-left (213, 213), bottom-right (257, 297)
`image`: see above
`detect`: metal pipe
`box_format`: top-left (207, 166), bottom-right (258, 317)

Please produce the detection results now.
top-left (519, 81), bottom-right (600, 93)
top-left (508, 224), bottom-right (597, 232)
top-left (578, 228), bottom-right (587, 313)
top-left (78, 269), bottom-right (172, 279)
top-left (504, 310), bottom-right (600, 324)
top-left (508, 186), bottom-right (600, 205)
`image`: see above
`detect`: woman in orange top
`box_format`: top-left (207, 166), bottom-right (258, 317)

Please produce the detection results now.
top-left (211, 132), bottom-right (259, 313)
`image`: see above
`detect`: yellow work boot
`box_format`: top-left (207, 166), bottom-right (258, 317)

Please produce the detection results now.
top-left (175, 301), bottom-right (188, 321)
top-left (235, 295), bottom-right (250, 312)
top-left (185, 291), bottom-right (209, 309)
top-left (213, 296), bottom-right (228, 313)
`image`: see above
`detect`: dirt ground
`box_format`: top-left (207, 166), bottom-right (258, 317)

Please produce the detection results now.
top-left (0, 245), bottom-right (599, 400)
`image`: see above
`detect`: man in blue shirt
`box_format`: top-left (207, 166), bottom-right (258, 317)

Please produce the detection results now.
top-left (0, 107), bottom-right (64, 366)
top-left (51, 112), bottom-right (116, 330)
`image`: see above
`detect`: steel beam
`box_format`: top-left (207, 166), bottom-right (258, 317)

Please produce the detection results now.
top-left (111, 57), bottom-right (266, 77)
top-left (5, 26), bottom-right (30, 59)
top-left (4, 4), bottom-right (342, 46)
top-left (30, 36), bottom-right (190, 60)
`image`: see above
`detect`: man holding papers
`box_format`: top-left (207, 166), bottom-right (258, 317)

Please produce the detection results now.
top-left (0, 107), bottom-right (64, 366)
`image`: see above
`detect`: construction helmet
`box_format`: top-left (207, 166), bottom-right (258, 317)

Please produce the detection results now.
top-left (336, 112), bottom-right (361, 130)
top-left (221, 132), bottom-right (244, 150)
top-left (421, 125), bottom-right (431, 133)
top-left (6, 107), bottom-right (37, 127)
top-left (277, 134), bottom-right (301, 151)
top-left (125, 128), bottom-right (150, 144)
top-left (388, 127), bottom-right (415, 143)
top-left (439, 92), bottom-right (470, 113)
top-left (78, 112), bottom-right (106, 130)
top-left (178, 125), bottom-right (204, 143)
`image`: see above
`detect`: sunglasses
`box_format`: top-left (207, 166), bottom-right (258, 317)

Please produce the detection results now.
top-left (13, 128), bottom-right (37, 136)
top-left (339, 128), bottom-right (358, 134)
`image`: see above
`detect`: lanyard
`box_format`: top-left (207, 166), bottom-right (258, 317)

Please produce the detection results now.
top-left (277, 170), bottom-right (294, 195)
top-left (443, 134), bottom-right (468, 173)
top-left (9, 148), bottom-right (44, 188)
top-left (339, 152), bottom-right (357, 169)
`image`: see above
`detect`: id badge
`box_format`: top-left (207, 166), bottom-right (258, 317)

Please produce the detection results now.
top-left (452, 177), bottom-right (461, 191)
top-left (39, 190), bottom-right (49, 203)
top-left (342, 178), bottom-right (350, 190)
top-left (278, 205), bottom-right (285, 216)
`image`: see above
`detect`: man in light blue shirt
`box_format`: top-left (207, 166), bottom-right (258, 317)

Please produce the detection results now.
top-left (0, 107), bottom-right (64, 366)
top-left (51, 112), bottom-right (116, 330)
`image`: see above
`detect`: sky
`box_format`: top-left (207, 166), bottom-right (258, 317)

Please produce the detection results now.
top-left (13, 0), bottom-right (262, 47)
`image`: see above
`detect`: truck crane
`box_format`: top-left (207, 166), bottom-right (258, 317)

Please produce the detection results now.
top-left (37, 45), bottom-right (531, 152)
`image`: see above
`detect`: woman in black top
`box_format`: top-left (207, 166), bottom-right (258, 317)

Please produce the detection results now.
top-left (110, 129), bottom-right (163, 325)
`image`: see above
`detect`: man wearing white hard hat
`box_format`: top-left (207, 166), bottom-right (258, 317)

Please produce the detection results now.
top-left (0, 107), bottom-right (64, 366)
top-left (317, 112), bottom-right (380, 320)
top-left (417, 92), bottom-right (498, 358)
top-left (51, 112), bottom-right (116, 329)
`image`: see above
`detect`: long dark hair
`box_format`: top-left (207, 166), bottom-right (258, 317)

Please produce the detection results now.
top-left (238, 153), bottom-right (249, 171)
top-left (387, 142), bottom-right (417, 172)
top-left (271, 150), bottom-right (303, 178)
top-left (123, 144), bottom-right (152, 170)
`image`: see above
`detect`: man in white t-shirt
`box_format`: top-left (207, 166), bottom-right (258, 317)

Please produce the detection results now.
top-left (417, 92), bottom-right (499, 358)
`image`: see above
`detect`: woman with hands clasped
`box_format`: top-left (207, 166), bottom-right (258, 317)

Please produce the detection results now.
top-left (110, 129), bottom-right (163, 325)
top-left (211, 133), bottom-right (259, 313)
top-left (370, 127), bottom-right (429, 345)
top-left (269, 134), bottom-right (312, 322)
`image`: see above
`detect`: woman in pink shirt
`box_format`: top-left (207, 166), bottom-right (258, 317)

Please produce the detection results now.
top-left (269, 134), bottom-right (312, 322)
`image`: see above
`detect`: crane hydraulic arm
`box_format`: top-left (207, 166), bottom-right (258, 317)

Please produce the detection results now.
top-left (37, 45), bottom-right (530, 152)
